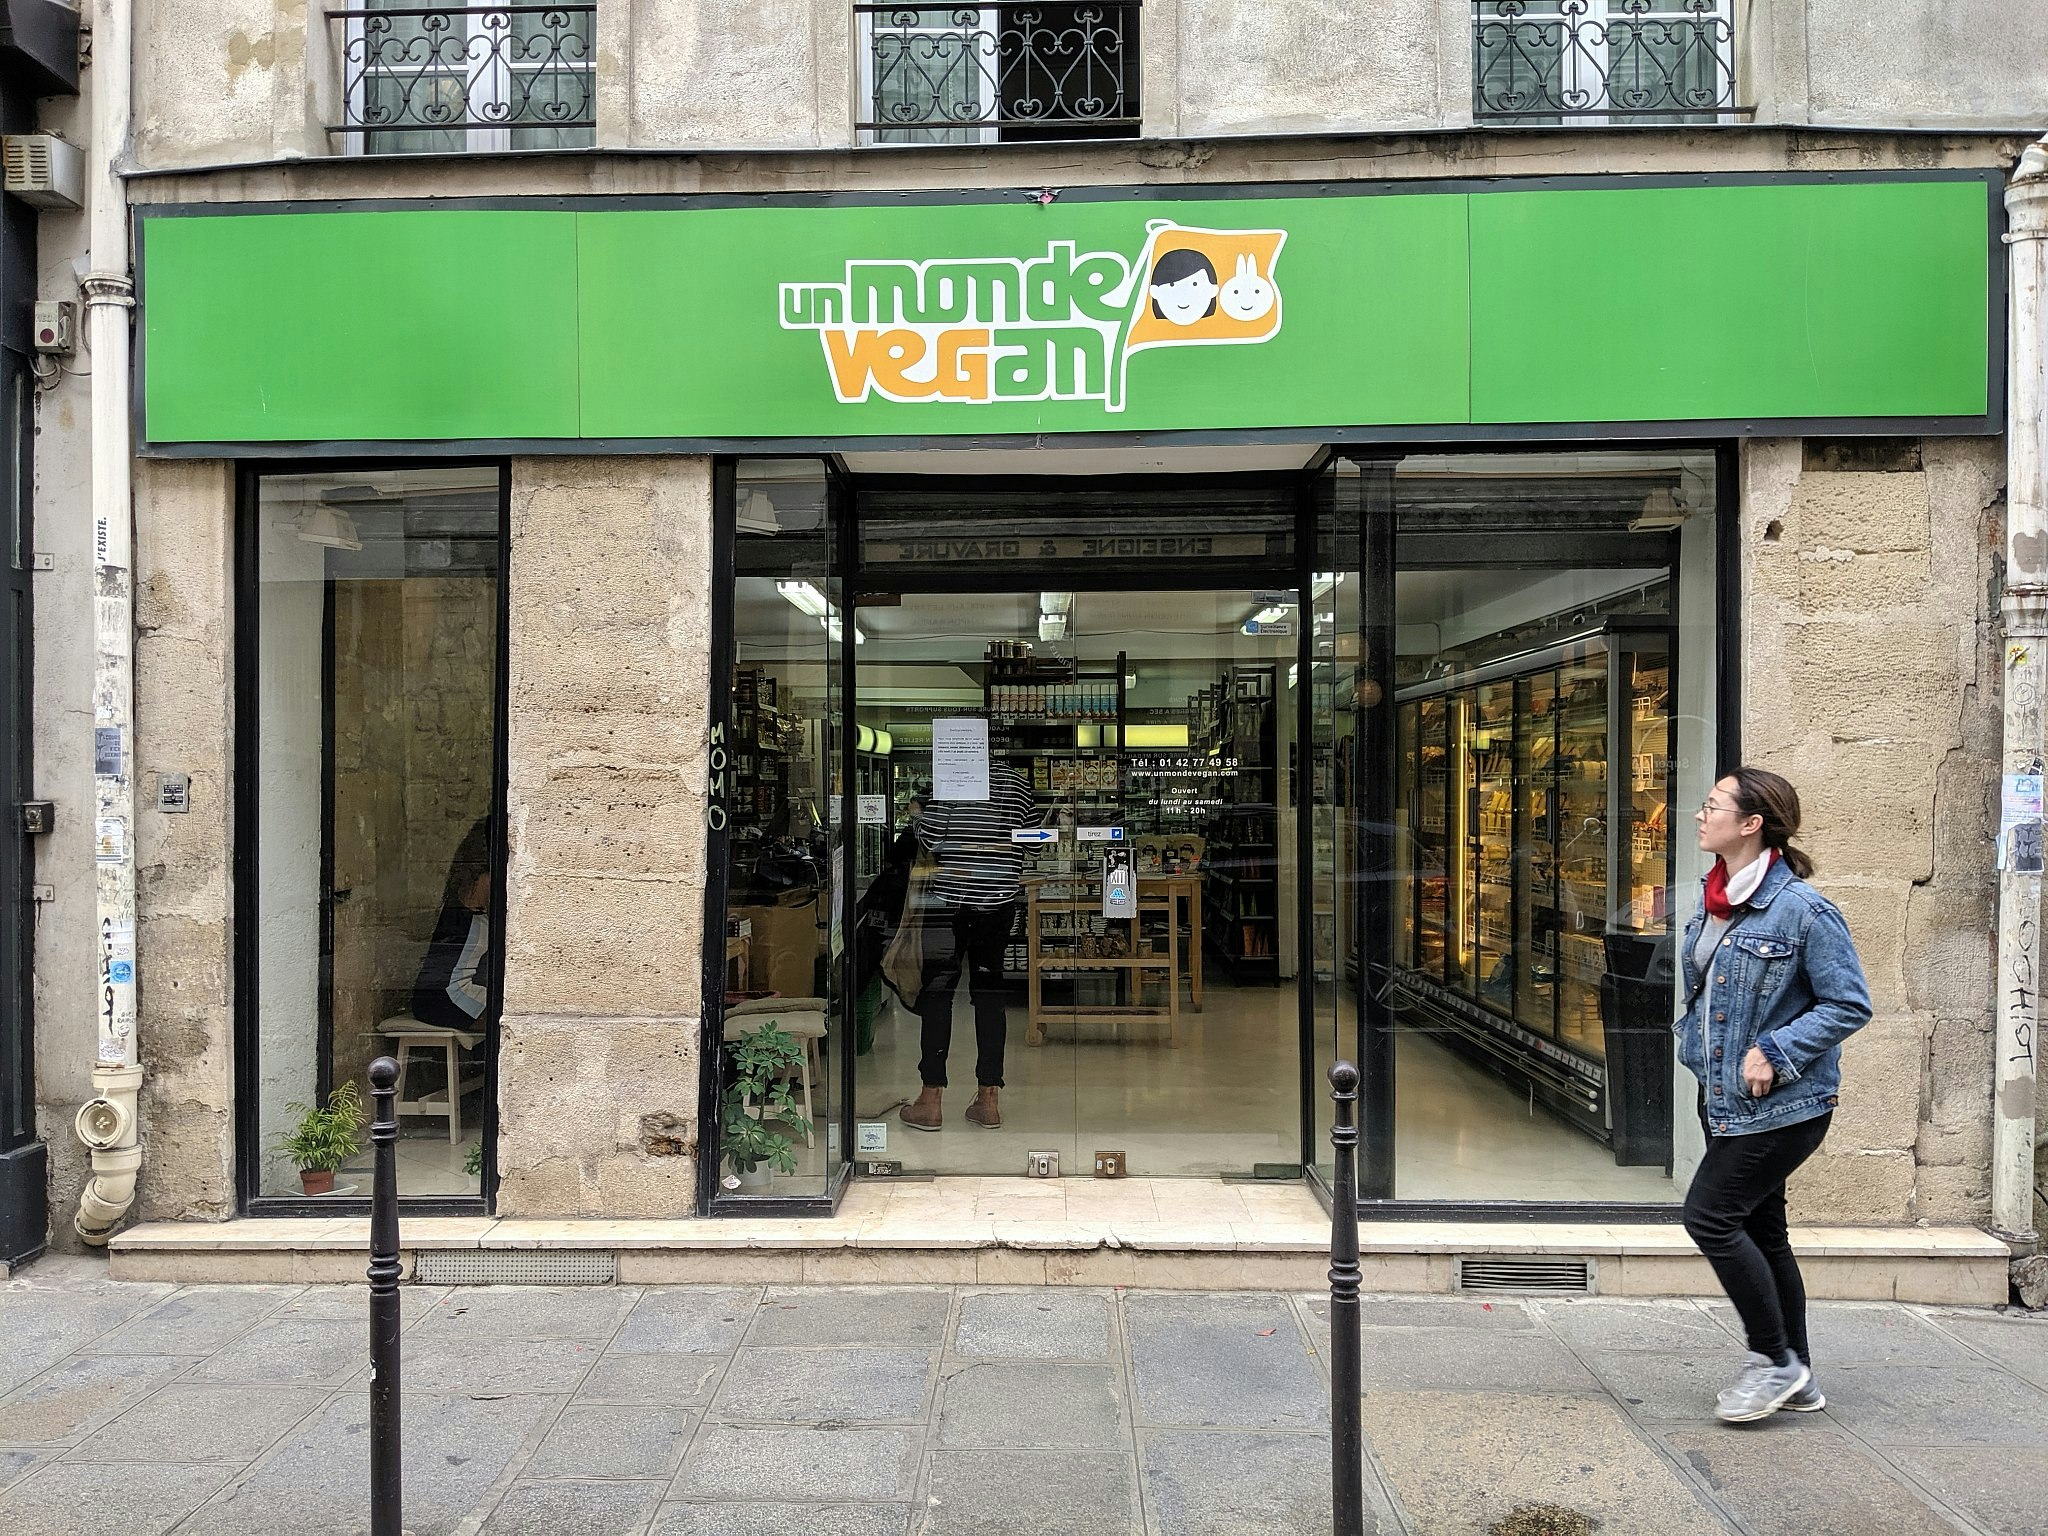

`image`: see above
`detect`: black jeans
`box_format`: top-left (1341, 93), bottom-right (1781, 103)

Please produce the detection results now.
top-left (916, 902), bottom-right (1016, 1089)
top-left (1683, 1100), bottom-right (1833, 1364)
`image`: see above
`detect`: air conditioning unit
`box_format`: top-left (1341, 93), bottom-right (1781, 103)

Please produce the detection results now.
top-left (3, 135), bottom-right (84, 210)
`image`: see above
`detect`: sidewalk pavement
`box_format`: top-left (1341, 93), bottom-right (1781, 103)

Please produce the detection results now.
top-left (3, 1258), bottom-right (2048, 1535)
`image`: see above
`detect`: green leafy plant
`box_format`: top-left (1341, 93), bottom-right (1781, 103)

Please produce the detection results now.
top-left (721, 1022), bottom-right (812, 1178)
top-left (273, 1081), bottom-right (365, 1173)
top-left (463, 1141), bottom-right (484, 1178)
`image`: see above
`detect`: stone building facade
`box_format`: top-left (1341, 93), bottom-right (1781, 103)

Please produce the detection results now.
top-left (8, 1), bottom-right (2047, 1293)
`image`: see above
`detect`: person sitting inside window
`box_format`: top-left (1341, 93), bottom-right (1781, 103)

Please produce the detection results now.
top-left (412, 817), bottom-right (494, 1033)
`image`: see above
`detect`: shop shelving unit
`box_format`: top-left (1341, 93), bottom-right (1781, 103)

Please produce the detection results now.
top-left (1391, 620), bottom-right (1676, 1162)
top-left (1198, 664), bottom-right (1280, 979)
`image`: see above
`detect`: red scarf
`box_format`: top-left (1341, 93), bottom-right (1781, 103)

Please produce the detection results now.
top-left (1704, 849), bottom-right (1776, 920)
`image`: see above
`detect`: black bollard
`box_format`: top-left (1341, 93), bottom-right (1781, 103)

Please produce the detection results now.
top-left (1328, 1060), bottom-right (1363, 1536)
top-left (367, 1056), bottom-right (403, 1536)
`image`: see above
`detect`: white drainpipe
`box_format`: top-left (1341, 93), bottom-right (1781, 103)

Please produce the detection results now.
top-left (73, 0), bottom-right (139, 1247)
top-left (1995, 133), bottom-right (2048, 1249)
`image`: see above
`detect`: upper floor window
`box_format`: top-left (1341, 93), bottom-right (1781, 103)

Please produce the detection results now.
top-left (330, 3), bottom-right (596, 154)
top-left (1473, 1), bottom-right (1744, 125)
top-left (856, 4), bottom-right (1141, 146)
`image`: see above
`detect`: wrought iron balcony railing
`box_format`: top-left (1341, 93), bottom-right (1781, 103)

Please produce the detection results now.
top-left (856, 3), bottom-right (1141, 145)
top-left (1473, 1), bottom-right (1746, 124)
top-left (327, 4), bottom-right (595, 154)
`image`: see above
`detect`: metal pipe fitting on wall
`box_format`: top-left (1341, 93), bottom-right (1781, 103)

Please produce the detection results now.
top-left (72, 0), bottom-right (142, 1246)
top-left (1993, 131), bottom-right (2048, 1250)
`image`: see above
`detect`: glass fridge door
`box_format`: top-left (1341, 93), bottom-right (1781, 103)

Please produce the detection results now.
top-left (1516, 670), bottom-right (1559, 1040)
top-left (1415, 696), bottom-right (1449, 980)
top-left (1471, 680), bottom-right (1515, 1012)
top-left (1553, 641), bottom-right (1609, 1060)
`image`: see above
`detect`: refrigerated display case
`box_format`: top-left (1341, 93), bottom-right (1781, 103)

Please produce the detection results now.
top-left (1391, 620), bottom-right (1676, 1163)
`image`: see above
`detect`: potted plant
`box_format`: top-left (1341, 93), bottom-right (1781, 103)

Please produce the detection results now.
top-left (274, 1081), bottom-right (365, 1195)
top-left (722, 1022), bottom-right (812, 1190)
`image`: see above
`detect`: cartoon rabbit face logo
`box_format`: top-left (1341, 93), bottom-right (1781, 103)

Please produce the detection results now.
top-left (1218, 254), bottom-right (1275, 323)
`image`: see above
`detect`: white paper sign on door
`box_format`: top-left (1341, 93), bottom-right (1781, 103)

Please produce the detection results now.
top-left (932, 717), bottom-right (991, 800)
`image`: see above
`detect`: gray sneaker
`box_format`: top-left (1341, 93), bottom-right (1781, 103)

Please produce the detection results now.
top-left (1782, 1371), bottom-right (1826, 1412)
top-left (1715, 1351), bottom-right (1812, 1423)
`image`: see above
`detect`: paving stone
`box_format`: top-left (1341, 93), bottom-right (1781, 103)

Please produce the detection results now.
top-left (1363, 1390), bottom-right (1723, 1536)
top-left (419, 1285), bottom-right (639, 1339)
top-left (176, 1391), bottom-right (554, 1536)
top-left (710, 1347), bottom-right (934, 1424)
top-left (1922, 1311), bottom-right (2048, 1387)
top-left (1143, 1429), bottom-right (1401, 1536)
top-left (82, 1286), bottom-right (300, 1355)
top-left (746, 1287), bottom-right (951, 1349)
top-left (0, 1354), bottom-right (189, 1444)
top-left (0, 1290), bottom-right (165, 1394)
top-left (479, 1480), bottom-right (667, 1536)
top-left (938, 1362), bottom-right (1123, 1448)
top-left (1581, 1348), bottom-right (1747, 1422)
top-left (611, 1288), bottom-right (761, 1354)
top-left (1799, 1303), bottom-right (1983, 1366)
top-left (1888, 1446), bottom-right (2048, 1536)
top-left (678, 1424), bottom-right (921, 1502)
top-left (398, 1330), bottom-right (602, 1394)
top-left (1311, 1294), bottom-right (1535, 1332)
top-left (1358, 1327), bottom-right (1602, 1395)
top-left (0, 1447), bottom-right (41, 1489)
top-left (1534, 1299), bottom-right (1734, 1354)
top-left (271, 1285), bottom-right (448, 1326)
top-left (524, 1403), bottom-right (695, 1478)
top-left (186, 1318), bottom-right (366, 1386)
top-left (1664, 1426), bottom-right (1957, 1536)
top-left (651, 1502), bottom-right (911, 1536)
top-left (0, 1459), bottom-right (235, 1536)
top-left (1826, 1364), bottom-right (2048, 1446)
top-left (955, 1291), bottom-right (1112, 1359)
top-left (576, 1352), bottom-right (726, 1407)
top-left (1126, 1294), bottom-right (1325, 1430)
top-left (924, 1448), bottom-right (1140, 1536)
top-left (68, 1382), bottom-right (329, 1463)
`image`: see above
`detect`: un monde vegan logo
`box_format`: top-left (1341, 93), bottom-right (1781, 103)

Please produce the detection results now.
top-left (778, 221), bottom-right (1286, 413)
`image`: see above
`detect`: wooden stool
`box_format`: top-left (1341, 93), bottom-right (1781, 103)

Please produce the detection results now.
top-left (377, 1017), bottom-right (485, 1144)
top-left (723, 997), bottom-right (827, 1147)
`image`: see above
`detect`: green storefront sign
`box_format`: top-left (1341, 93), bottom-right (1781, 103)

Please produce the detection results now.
top-left (138, 174), bottom-right (1997, 446)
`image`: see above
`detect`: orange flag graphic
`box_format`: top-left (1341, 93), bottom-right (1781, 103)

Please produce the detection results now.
top-left (1109, 221), bottom-right (1286, 409)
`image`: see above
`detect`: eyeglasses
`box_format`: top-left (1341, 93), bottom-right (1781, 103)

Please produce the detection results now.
top-left (1698, 798), bottom-right (1741, 818)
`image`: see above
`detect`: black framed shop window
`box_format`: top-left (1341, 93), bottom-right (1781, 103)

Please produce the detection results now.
top-left (234, 461), bottom-right (510, 1216)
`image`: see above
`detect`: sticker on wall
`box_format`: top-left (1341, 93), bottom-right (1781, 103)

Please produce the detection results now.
top-left (93, 726), bottom-right (122, 780)
top-left (780, 221), bottom-right (1285, 414)
top-left (2000, 772), bottom-right (2045, 870)
top-left (94, 817), bottom-right (126, 864)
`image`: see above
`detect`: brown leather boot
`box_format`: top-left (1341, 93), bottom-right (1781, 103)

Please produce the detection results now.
top-left (964, 1087), bottom-right (1001, 1129)
top-left (900, 1086), bottom-right (942, 1133)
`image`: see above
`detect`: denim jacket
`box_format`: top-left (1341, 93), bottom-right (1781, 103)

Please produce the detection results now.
top-left (1675, 855), bottom-right (1873, 1136)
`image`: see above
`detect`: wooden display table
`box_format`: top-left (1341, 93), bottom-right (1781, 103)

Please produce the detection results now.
top-left (1023, 874), bottom-right (1202, 1047)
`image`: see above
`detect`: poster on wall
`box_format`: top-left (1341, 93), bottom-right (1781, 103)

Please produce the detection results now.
top-left (931, 717), bottom-right (991, 801)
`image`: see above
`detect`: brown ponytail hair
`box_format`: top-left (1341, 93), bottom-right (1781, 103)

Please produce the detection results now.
top-left (1728, 766), bottom-right (1815, 880)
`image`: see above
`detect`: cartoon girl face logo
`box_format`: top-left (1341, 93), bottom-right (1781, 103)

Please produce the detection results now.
top-left (1147, 248), bottom-right (1219, 326)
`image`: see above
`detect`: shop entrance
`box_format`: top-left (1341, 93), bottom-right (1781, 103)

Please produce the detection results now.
top-left (852, 587), bottom-right (1303, 1178)
top-left (842, 470), bottom-right (1321, 1180)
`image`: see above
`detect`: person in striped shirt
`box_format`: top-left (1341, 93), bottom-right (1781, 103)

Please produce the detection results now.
top-left (901, 759), bottom-right (1041, 1132)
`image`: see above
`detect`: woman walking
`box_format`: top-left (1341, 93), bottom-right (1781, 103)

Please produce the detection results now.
top-left (1679, 767), bottom-right (1872, 1424)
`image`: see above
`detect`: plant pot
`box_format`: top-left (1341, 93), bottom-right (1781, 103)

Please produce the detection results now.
top-left (299, 1168), bottom-right (336, 1196)
top-left (731, 1163), bottom-right (772, 1191)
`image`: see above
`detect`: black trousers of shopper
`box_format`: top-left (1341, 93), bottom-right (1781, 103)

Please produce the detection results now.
top-left (1682, 1100), bottom-right (1833, 1363)
top-left (916, 901), bottom-right (1016, 1089)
